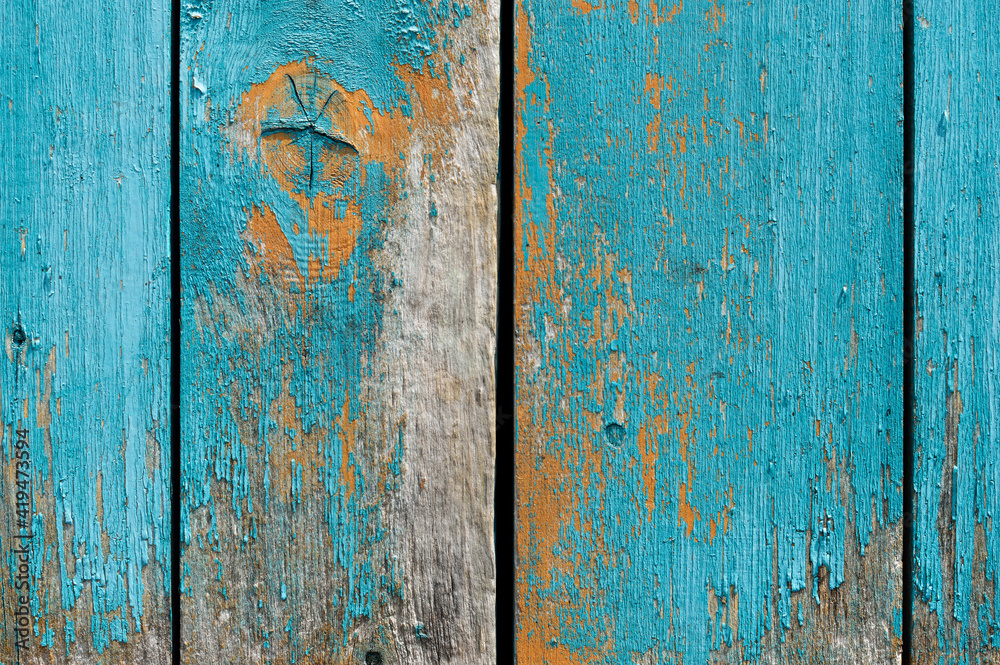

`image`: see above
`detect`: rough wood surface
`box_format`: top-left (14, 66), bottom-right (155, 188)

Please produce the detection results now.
top-left (513, 1), bottom-right (902, 662)
top-left (911, 3), bottom-right (1000, 662)
top-left (179, 1), bottom-right (498, 663)
top-left (0, 1), bottom-right (172, 662)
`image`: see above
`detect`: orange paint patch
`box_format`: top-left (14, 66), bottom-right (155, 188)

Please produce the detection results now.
top-left (646, 113), bottom-right (661, 152)
top-left (628, 0), bottom-right (640, 23)
top-left (675, 362), bottom-right (701, 537)
top-left (649, 0), bottom-right (683, 25)
top-left (637, 373), bottom-right (672, 523)
top-left (226, 60), bottom-right (413, 286)
top-left (244, 202), bottom-right (300, 281)
top-left (645, 72), bottom-right (664, 109)
top-left (678, 482), bottom-right (698, 537)
top-left (336, 390), bottom-right (357, 501)
top-left (571, 0), bottom-right (601, 13)
top-left (705, 0), bottom-right (726, 30)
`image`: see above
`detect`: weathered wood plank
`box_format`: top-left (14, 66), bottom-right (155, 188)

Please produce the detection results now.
top-left (911, 3), bottom-right (1000, 661)
top-left (179, 2), bottom-right (498, 663)
top-left (0, 0), bottom-right (172, 662)
top-left (514, 2), bottom-right (902, 662)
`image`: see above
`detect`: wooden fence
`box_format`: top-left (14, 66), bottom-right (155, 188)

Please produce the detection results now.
top-left (0, 0), bottom-right (994, 663)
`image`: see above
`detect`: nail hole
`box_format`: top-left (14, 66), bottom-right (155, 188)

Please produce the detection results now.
top-left (11, 326), bottom-right (26, 346)
top-left (604, 422), bottom-right (626, 447)
top-left (365, 651), bottom-right (383, 665)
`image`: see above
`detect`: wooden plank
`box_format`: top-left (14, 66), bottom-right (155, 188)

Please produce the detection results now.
top-left (179, 1), bottom-right (498, 662)
top-left (514, 1), bottom-right (902, 662)
top-left (911, 3), bottom-right (1000, 661)
top-left (0, 0), bottom-right (172, 662)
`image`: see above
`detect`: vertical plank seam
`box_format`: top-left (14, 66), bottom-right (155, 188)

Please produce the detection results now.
top-left (902, 0), bottom-right (916, 661)
top-left (497, 0), bottom-right (516, 663)
top-left (170, 0), bottom-right (182, 657)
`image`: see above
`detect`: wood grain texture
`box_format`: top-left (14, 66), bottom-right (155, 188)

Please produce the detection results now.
top-left (0, 1), bottom-right (172, 662)
top-left (514, 1), bottom-right (902, 662)
top-left (911, 3), bottom-right (1000, 662)
top-left (179, 2), bottom-right (498, 663)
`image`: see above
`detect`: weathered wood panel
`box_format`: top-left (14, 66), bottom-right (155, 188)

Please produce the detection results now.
top-left (514, 2), bottom-right (902, 662)
top-left (0, 0), bottom-right (172, 662)
top-left (179, 1), bottom-right (498, 663)
top-left (911, 3), bottom-right (1000, 661)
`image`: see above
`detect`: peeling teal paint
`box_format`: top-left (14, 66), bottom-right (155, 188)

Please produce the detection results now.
top-left (515, 1), bottom-right (901, 662)
top-left (180, 0), bottom-right (478, 659)
top-left (0, 0), bottom-right (171, 658)
top-left (913, 1), bottom-right (1000, 661)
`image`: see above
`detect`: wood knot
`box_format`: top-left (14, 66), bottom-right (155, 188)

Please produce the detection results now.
top-left (230, 62), bottom-right (376, 284)
top-left (229, 60), bottom-right (410, 285)
top-left (260, 73), bottom-right (360, 200)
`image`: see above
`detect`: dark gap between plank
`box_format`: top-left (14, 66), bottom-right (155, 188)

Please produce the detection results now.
top-left (170, 0), bottom-right (182, 659)
top-left (902, 0), bottom-right (915, 661)
top-left (496, 0), bottom-right (516, 662)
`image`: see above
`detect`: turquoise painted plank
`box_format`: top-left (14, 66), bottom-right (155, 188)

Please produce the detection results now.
top-left (912, 3), bottom-right (1000, 661)
top-left (0, 0), bottom-right (172, 661)
top-left (514, 1), bottom-right (902, 662)
top-left (179, 0), bottom-right (498, 662)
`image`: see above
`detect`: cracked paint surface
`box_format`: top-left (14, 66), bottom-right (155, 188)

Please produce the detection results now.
top-left (0, 0), bottom-right (171, 661)
top-left (912, 2), bottom-right (1000, 662)
top-left (514, 1), bottom-right (901, 662)
top-left (181, 0), bottom-right (496, 662)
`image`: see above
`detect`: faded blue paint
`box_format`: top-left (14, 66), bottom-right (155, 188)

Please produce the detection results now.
top-left (0, 0), bottom-right (171, 659)
top-left (180, 0), bottom-right (479, 660)
top-left (913, 2), bottom-right (1000, 661)
top-left (515, 1), bottom-right (901, 663)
